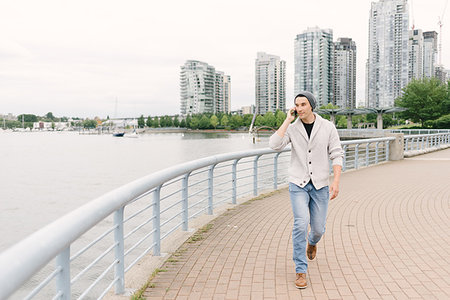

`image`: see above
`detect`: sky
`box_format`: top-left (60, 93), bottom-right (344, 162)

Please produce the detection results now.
top-left (0, 0), bottom-right (449, 119)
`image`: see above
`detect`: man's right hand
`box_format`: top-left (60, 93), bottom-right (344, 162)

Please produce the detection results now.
top-left (287, 107), bottom-right (296, 122)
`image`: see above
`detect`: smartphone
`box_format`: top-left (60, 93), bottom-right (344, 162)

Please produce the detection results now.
top-left (291, 110), bottom-right (298, 117)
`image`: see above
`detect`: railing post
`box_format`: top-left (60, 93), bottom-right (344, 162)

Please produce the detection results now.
top-left (182, 173), bottom-right (189, 231)
top-left (365, 144), bottom-right (370, 166)
top-left (208, 165), bottom-right (215, 215)
top-left (253, 155), bottom-right (261, 196)
top-left (385, 141), bottom-right (390, 161)
top-left (354, 144), bottom-right (359, 169)
top-left (56, 247), bottom-right (70, 300)
top-left (114, 207), bottom-right (125, 294)
top-left (232, 159), bottom-right (239, 204)
top-left (342, 145), bottom-right (347, 172)
top-left (153, 185), bottom-right (161, 256)
top-left (375, 142), bottom-right (380, 164)
top-left (273, 153), bottom-right (281, 190)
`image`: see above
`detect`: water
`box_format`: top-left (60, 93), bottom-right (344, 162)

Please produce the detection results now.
top-left (0, 131), bottom-right (270, 252)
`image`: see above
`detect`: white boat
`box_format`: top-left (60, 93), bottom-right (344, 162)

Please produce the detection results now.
top-left (125, 130), bottom-right (138, 138)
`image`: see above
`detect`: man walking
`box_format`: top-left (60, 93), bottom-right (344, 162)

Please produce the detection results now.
top-left (269, 92), bottom-right (344, 289)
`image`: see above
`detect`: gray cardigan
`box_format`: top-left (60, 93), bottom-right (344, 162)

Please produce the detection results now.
top-left (269, 113), bottom-right (344, 190)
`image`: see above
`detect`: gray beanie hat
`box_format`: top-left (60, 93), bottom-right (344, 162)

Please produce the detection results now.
top-left (295, 91), bottom-right (317, 110)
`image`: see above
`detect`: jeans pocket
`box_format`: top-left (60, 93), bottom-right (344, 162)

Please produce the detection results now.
top-left (289, 182), bottom-right (301, 192)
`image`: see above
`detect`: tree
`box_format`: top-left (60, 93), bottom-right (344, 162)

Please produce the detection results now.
top-left (82, 119), bottom-right (97, 128)
top-left (173, 116), bottom-right (180, 127)
top-left (434, 114), bottom-right (450, 128)
top-left (138, 115), bottom-right (145, 128)
top-left (146, 116), bottom-right (153, 127)
top-left (220, 115), bottom-right (229, 127)
top-left (243, 114), bottom-right (253, 127)
top-left (210, 115), bottom-right (219, 129)
top-left (185, 115), bottom-right (192, 128)
top-left (199, 115), bottom-right (211, 129)
top-left (179, 118), bottom-right (186, 128)
top-left (152, 117), bottom-right (159, 128)
top-left (190, 117), bottom-right (200, 129)
top-left (275, 110), bottom-right (286, 127)
top-left (255, 115), bottom-right (264, 127)
top-left (17, 114), bottom-right (38, 123)
top-left (46, 112), bottom-right (55, 121)
top-left (395, 78), bottom-right (447, 127)
top-left (229, 115), bottom-right (243, 129)
top-left (263, 111), bottom-right (276, 128)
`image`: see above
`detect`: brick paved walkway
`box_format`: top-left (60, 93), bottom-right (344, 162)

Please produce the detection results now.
top-left (142, 148), bottom-right (450, 299)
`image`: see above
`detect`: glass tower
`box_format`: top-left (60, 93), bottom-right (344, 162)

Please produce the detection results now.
top-left (255, 52), bottom-right (286, 114)
top-left (367, 0), bottom-right (409, 108)
top-left (294, 27), bottom-right (334, 107)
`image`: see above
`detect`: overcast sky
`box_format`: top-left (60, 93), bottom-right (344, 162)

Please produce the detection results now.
top-left (0, 0), bottom-right (449, 118)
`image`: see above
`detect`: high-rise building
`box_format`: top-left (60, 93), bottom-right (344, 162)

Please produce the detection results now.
top-left (435, 65), bottom-right (448, 83)
top-left (180, 60), bottom-right (231, 115)
top-left (408, 29), bottom-right (424, 81)
top-left (255, 52), bottom-right (286, 114)
top-left (423, 31), bottom-right (438, 78)
top-left (295, 27), bottom-right (334, 107)
top-left (215, 71), bottom-right (231, 113)
top-left (333, 38), bottom-right (357, 109)
top-left (367, 0), bottom-right (409, 108)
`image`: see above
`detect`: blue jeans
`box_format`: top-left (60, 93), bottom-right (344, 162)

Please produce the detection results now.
top-left (289, 182), bottom-right (329, 273)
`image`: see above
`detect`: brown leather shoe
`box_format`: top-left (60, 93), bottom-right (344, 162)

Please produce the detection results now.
top-left (307, 243), bottom-right (317, 260)
top-left (295, 273), bottom-right (307, 289)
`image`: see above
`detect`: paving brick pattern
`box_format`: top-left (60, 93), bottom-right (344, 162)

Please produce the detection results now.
top-left (143, 149), bottom-right (450, 299)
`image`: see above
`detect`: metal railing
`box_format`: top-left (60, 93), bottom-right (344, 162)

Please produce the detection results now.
top-left (391, 129), bottom-right (450, 135)
top-left (404, 132), bottom-right (450, 152)
top-left (0, 135), bottom-right (422, 299)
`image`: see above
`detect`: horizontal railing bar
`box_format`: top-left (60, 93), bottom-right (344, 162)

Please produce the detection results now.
top-left (213, 172), bottom-right (232, 179)
top-left (71, 242), bottom-right (118, 285)
top-left (160, 198), bottom-right (184, 215)
top-left (188, 177), bottom-right (209, 188)
top-left (188, 196), bottom-right (208, 210)
top-left (236, 181), bottom-right (254, 189)
top-left (160, 211), bottom-right (182, 228)
top-left (124, 215), bottom-right (156, 241)
top-left (236, 174), bottom-right (253, 180)
top-left (98, 277), bottom-right (120, 300)
top-left (236, 166), bottom-right (253, 172)
top-left (188, 207), bottom-right (208, 220)
top-left (161, 221), bottom-right (184, 241)
top-left (214, 162), bottom-right (233, 169)
top-left (159, 189), bottom-right (182, 202)
top-left (25, 266), bottom-right (62, 300)
top-left (189, 168), bottom-right (209, 177)
top-left (125, 242), bottom-right (157, 273)
top-left (51, 291), bottom-right (63, 300)
top-left (213, 180), bottom-right (231, 188)
top-left (161, 176), bottom-right (183, 189)
top-left (123, 202), bottom-right (156, 224)
top-left (188, 187), bottom-right (209, 198)
top-left (124, 229), bottom-right (157, 257)
top-left (71, 225), bottom-right (117, 262)
top-left (77, 259), bottom-right (118, 300)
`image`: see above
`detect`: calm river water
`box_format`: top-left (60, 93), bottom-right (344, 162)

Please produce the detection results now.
top-left (0, 131), bottom-right (270, 252)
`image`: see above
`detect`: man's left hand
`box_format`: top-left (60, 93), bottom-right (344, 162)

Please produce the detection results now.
top-left (329, 181), bottom-right (339, 200)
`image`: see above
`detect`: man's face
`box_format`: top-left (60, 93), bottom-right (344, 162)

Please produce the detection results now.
top-left (294, 96), bottom-right (313, 120)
